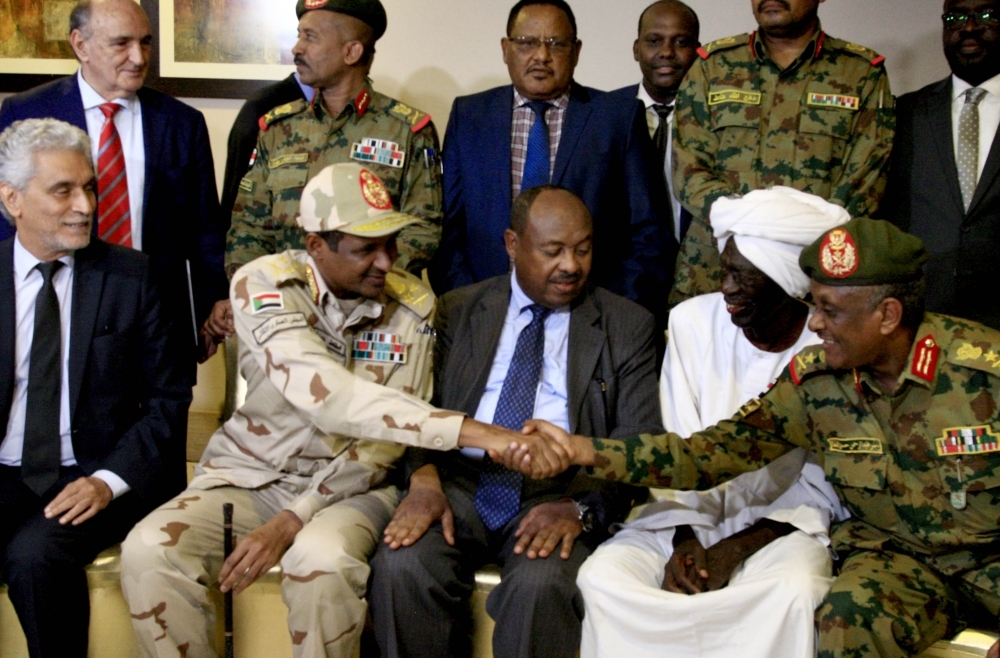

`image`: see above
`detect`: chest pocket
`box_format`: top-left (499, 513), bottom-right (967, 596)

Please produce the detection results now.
top-left (823, 451), bottom-right (889, 491)
top-left (711, 103), bottom-right (760, 172)
top-left (266, 164), bottom-right (310, 228)
top-left (795, 99), bottom-right (852, 184)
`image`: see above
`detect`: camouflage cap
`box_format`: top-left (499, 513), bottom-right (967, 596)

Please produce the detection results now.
top-left (296, 163), bottom-right (418, 237)
top-left (295, 0), bottom-right (387, 41)
top-left (799, 217), bottom-right (928, 286)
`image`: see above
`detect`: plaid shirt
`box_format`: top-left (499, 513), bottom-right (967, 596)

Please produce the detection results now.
top-left (511, 88), bottom-right (570, 199)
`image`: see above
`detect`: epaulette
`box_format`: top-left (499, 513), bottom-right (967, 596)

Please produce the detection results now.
top-left (388, 101), bottom-right (433, 134)
top-left (258, 99), bottom-right (308, 132)
top-left (698, 33), bottom-right (750, 59)
top-left (827, 36), bottom-right (886, 67)
top-left (945, 322), bottom-right (1000, 377)
top-left (788, 345), bottom-right (831, 385)
top-left (385, 269), bottom-right (434, 319)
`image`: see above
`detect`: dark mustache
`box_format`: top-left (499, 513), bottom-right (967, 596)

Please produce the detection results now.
top-left (293, 55), bottom-right (308, 67)
top-left (550, 273), bottom-right (581, 284)
top-left (758, 0), bottom-right (790, 10)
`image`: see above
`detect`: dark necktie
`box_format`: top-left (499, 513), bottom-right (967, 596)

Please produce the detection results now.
top-left (652, 103), bottom-right (673, 162)
top-left (521, 101), bottom-right (552, 192)
top-left (22, 260), bottom-right (64, 496)
top-left (475, 303), bottom-right (552, 530)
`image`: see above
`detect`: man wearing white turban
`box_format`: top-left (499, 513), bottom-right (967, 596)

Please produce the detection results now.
top-left (577, 187), bottom-right (852, 658)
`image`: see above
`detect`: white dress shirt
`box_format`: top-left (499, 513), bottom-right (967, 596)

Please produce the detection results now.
top-left (637, 82), bottom-right (683, 241)
top-left (0, 236), bottom-right (129, 497)
top-left (78, 69), bottom-right (146, 250)
top-left (951, 72), bottom-right (1000, 183)
top-left (462, 270), bottom-right (571, 458)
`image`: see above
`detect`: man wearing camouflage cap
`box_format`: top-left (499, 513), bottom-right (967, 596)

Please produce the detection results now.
top-left (211, 0), bottom-right (443, 351)
top-left (522, 218), bottom-right (1000, 656)
top-left (121, 164), bottom-right (564, 658)
top-left (669, 0), bottom-right (895, 308)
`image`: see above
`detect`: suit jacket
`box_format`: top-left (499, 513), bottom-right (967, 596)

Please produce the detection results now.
top-left (0, 75), bottom-right (230, 366)
top-left (431, 83), bottom-right (677, 316)
top-left (420, 275), bottom-right (662, 534)
top-left (220, 74), bottom-right (305, 217)
top-left (881, 77), bottom-right (1000, 329)
top-left (0, 238), bottom-right (191, 506)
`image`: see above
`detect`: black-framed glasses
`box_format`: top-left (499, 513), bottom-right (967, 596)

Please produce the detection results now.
top-left (943, 8), bottom-right (999, 28)
top-left (508, 36), bottom-right (579, 55)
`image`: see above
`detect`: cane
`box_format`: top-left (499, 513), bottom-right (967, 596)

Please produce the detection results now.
top-left (223, 502), bottom-right (234, 658)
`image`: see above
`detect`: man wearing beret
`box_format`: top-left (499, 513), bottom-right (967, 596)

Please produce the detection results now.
top-left (121, 164), bottom-right (563, 658)
top-left (210, 0), bottom-right (443, 352)
top-left (524, 218), bottom-right (1000, 657)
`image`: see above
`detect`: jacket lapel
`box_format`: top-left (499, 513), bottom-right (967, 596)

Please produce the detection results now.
top-left (137, 88), bottom-right (162, 246)
top-left (0, 240), bottom-right (15, 421)
top-left (483, 88), bottom-right (515, 239)
top-left (553, 83), bottom-right (592, 184)
top-left (462, 279), bottom-right (510, 413)
top-left (61, 75), bottom-right (89, 131)
top-left (970, 119), bottom-right (1000, 214)
top-left (566, 292), bottom-right (602, 435)
top-left (69, 242), bottom-right (106, 421)
top-left (927, 79), bottom-right (965, 213)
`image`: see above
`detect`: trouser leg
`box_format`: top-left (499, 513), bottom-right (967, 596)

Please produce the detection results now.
top-left (282, 487), bottom-right (396, 658)
top-left (120, 486), bottom-right (270, 658)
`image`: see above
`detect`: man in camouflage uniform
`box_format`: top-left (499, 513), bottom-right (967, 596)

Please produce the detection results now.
top-left (669, 0), bottom-right (894, 307)
top-left (526, 218), bottom-right (1000, 657)
top-left (120, 164), bottom-right (560, 658)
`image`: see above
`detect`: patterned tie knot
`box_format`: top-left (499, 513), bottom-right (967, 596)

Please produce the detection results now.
top-left (35, 260), bottom-right (63, 284)
top-left (654, 103), bottom-right (673, 122)
top-left (99, 102), bottom-right (123, 120)
top-left (527, 100), bottom-right (551, 121)
top-left (527, 303), bottom-right (552, 324)
top-left (967, 87), bottom-right (988, 106)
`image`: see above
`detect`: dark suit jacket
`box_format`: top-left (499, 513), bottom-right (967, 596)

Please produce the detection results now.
top-left (0, 238), bottom-right (191, 505)
top-left (220, 74), bottom-right (306, 217)
top-left (419, 275), bottom-right (662, 535)
top-left (431, 83), bottom-right (677, 316)
top-left (881, 77), bottom-right (1000, 329)
top-left (0, 75), bottom-right (230, 366)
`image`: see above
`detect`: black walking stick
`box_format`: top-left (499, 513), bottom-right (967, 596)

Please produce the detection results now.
top-left (223, 502), bottom-right (234, 658)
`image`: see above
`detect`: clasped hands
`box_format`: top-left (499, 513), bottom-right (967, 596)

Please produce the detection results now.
top-left (478, 418), bottom-right (595, 481)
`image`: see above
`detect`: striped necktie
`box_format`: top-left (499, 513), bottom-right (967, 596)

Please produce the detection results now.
top-left (97, 102), bottom-right (132, 247)
top-left (521, 101), bottom-right (552, 192)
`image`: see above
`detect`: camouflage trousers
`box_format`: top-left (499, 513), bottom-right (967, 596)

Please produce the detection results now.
top-left (816, 549), bottom-right (1000, 657)
top-left (668, 213), bottom-right (722, 308)
top-left (120, 482), bottom-right (397, 658)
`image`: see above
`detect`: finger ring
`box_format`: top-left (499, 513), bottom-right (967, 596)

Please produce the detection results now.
top-left (243, 567), bottom-right (250, 576)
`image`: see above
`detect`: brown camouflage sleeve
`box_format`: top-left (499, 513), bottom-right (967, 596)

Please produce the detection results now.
top-left (830, 65), bottom-right (895, 218)
top-left (225, 133), bottom-right (276, 279)
top-left (395, 122), bottom-right (444, 275)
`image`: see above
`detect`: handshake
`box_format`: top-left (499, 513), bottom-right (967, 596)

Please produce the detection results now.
top-left (459, 418), bottom-right (597, 479)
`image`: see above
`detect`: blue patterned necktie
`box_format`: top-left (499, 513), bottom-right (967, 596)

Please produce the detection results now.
top-left (520, 101), bottom-right (551, 192)
top-left (475, 303), bottom-right (552, 530)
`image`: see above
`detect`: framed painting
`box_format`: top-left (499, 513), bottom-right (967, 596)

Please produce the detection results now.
top-left (0, 0), bottom-right (81, 92)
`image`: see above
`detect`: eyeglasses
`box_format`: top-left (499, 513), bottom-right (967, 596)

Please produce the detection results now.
top-left (508, 36), bottom-right (578, 55)
top-left (942, 8), bottom-right (999, 28)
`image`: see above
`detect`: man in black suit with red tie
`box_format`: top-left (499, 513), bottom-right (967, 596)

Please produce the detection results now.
top-left (0, 118), bottom-right (189, 658)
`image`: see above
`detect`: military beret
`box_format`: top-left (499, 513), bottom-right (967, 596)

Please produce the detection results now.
top-left (799, 217), bottom-right (928, 286)
top-left (295, 0), bottom-right (387, 41)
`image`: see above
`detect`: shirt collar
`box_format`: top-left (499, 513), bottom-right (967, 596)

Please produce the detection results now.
top-left (311, 78), bottom-right (374, 121)
top-left (293, 71), bottom-right (317, 103)
top-left (76, 69), bottom-right (139, 114)
top-left (952, 71), bottom-right (1000, 103)
top-left (13, 234), bottom-right (74, 283)
top-left (513, 87), bottom-right (571, 111)
top-left (635, 82), bottom-right (675, 110)
top-left (750, 26), bottom-right (825, 65)
top-left (856, 318), bottom-right (941, 396)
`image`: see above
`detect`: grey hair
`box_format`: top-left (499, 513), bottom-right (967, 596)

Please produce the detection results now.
top-left (0, 119), bottom-right (93, 224)
top-left (69, 1), bottom-right (94, 40)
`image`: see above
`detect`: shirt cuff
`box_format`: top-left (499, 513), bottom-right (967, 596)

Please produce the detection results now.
top-left (285, 493), bottom-right (325, 525)
top-left (92, 470), bottom-right (131, 499)
top-left (420, 412), bottom-right (464, 451)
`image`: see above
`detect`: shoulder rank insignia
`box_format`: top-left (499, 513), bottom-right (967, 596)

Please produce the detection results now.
top-left (738, 398), bottom-right (762, 418)
top-left (700, 34), bottom-right (744, 58)
top-left (911, 334), bottom-right (939, 382)
top-left (789, 347), bottom-right (827, 385)
top-left (390, 102), bottom-right (432, 133)
top-left (238, 177), bottom-right (255, 194)
top-left (352, 137), bottom-right (405, 168)
top-left (353, 331), bottom-right (407, 364)
top-left (950, 341), bottom-right (1000, 373)
top-left (843, 41), bottom-right (885, 66)
top-left (386, 270), bottom-right (434, 318)
top-left (259, 101), bottom-right (304, 132)
top-left (936, 426), bottom-right (1000, 456)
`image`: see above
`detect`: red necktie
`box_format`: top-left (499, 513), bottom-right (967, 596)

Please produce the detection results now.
top-left (97, 102), bottom-right (132, 248)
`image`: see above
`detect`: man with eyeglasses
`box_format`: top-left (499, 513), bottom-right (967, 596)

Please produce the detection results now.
top-left (881, 0), bottom-right (1000, 334)
top-left (429, 0), bottom-right (675, 324)
top-left (669, 0), bottom-right (895, 309)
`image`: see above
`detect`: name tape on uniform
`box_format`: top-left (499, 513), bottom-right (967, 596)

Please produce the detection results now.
top-left (707, 89), bottom-right (762, 106)
top-left (251, 291), bottom-right (284, 314)
top-left (351, 138), bottom-right (405, 168)
top-left (807, 93), bottom-right (860, 111)
top-left (936, 426), bottom-right (1000, 457)
top-left (270, 153), bottom-right (309, 168)
top-left (828, 438), bottom-right (884, 454)
top-left (352, 331), bottom-right (407, 364)
top-left (252, 312), bottom-right (308, 345)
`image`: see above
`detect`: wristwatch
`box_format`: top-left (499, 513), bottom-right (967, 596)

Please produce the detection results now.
top-left (572, 500), bottom-right (595, 533)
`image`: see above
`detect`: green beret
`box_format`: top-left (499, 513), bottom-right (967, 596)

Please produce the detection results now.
top-left (295, 0), bottom-right (387, 41)
top-left (799, 217), bottom-right (928, 286)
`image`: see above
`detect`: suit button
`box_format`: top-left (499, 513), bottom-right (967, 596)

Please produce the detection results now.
top-left (960, 226), bottom-right (971, 233)
top-left (71, 429), bottom-right (79, 436)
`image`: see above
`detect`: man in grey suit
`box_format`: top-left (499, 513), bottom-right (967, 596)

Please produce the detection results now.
top-left (368, 186), bottom-right (661, 658)
top-left (881, 0), bottom-right (1000, 329)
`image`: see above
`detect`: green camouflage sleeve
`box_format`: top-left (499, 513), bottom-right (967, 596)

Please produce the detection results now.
top-left (672, 60), bottom-right (737, 220)
top-left (225, 134), bottom-right (276, 279)
top-left (587, 373), bottom-right (810, 488)
top-left (395, 122), bottom-right (443, 275)
top-left (830, 65), bottom-right (895, 218)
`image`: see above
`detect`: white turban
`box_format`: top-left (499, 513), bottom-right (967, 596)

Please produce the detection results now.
top-left (711, 187), bottom-right (851, 299)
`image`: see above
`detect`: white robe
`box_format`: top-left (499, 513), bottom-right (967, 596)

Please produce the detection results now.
top-left (579, 293), bottom-right (849, 658)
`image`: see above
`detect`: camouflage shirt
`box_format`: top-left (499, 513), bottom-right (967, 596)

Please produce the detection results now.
top-left (225, 80), bottom-right (443, 278)
top-left (589, 314), bottom-right (1000, 574)
top-left (193, 250), bottom-right (463, 524)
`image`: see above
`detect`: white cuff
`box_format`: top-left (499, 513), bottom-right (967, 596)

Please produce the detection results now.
top-left (91, 470), bottom-right (131, 499)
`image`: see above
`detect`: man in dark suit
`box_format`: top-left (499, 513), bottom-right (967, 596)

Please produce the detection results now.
top-left (0, 118), bottom-right (189, 658)
top-left (430, 0), bottom-right (675, 317)
top-left (370, 186), bottom-right (660, 658)
top-left (881, 0), bottom-right (1000, 330)
top-left (0, 0), bottom-right (229, 368)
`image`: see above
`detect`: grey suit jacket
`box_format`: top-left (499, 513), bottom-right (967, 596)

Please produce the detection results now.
top-left (411, 275), bottom-right (662, 532)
